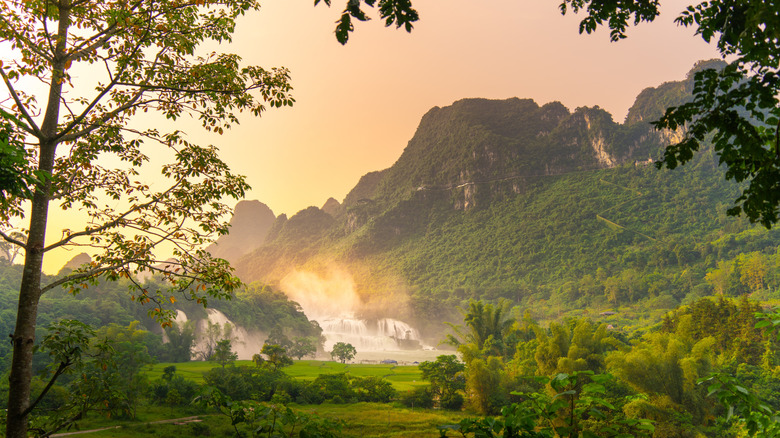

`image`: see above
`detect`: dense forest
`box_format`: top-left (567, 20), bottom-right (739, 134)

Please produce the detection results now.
top-left (1, 271), bottom-right (778, 437)
top-left (0, 261), bottom-right (322, 372)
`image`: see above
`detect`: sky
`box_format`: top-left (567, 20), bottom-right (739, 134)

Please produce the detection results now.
top-left (13, 0), bottom-right (722, 274)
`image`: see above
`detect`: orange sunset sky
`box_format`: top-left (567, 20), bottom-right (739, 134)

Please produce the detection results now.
top-left (29, 0), bottom-right (721, 273)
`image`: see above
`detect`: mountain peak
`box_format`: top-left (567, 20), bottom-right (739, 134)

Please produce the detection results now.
top-left (321, 198), bottom-right (342, 217)
top-left (207, 200), bottom-right (276, 264)
top-left (60, 252), bottom-right (91, 273)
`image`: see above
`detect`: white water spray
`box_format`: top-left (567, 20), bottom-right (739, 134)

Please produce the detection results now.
top-left (165, 309), bottom-right (265, 360)
top-left (281, 268), bottom-right (425, 352)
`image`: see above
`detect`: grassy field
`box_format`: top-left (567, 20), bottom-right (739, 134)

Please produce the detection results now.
top-left (63, 361), bottom-right (438, 437)
top-left (71, 403), bottom-right (470, 438)
top-left (145, 360), bottom-right (427, 391)
top-left (303, 402), bottom-right (470, 437)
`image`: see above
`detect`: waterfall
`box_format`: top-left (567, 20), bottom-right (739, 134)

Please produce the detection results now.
top-left (175, 309), bottom-right (188, 324)
top-left (318, 315), bottom-right (422, 352)
top-left (280, 268), bottom-right (428, 355)
top-left (187, 309), bottom-right (264, 360)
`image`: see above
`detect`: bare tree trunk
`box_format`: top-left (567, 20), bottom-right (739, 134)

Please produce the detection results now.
top-left (6, 2), bottom-right (69, 434)
top-left (6, 187), bottom-right (49, 438)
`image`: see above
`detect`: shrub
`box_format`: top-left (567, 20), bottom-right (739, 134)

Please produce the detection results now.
top-left (441, 393), bottom-right (464, 410)
top-left (188, 422), bottom-right (210, 436)
top-left (309, 373), bottom-right (356, 403)
top-left (351, 375), bottom-right (397, 403)
top-left (148, 375), bottom-right (199, 406)
top-left (400, 386), bottom-right (434, 409)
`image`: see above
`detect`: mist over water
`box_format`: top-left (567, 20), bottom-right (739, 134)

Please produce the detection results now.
top-left (281, 268), bottom-right (428, 353)
top-left (281, 269), bottom-right (362, 322)
top-left (172, 308), bottom-right (265, 360)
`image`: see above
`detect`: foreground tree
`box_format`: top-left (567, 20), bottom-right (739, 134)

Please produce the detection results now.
top-left (212, 339), bottom-right (238, 368)
top-left (0, 2), bottom-right (419, 434)
top-left (289, 336), bottom-right (317, 360)
top-left (444, 300), bottom-right (515, 362)
top-left (560, 0), bottom-right (780, 227)
top-left (418, 355), bottom-right (465, 410)
top-left (259, 343), bottom-right (293, 371)
top-left (0, 1), bottom-right (293, 435)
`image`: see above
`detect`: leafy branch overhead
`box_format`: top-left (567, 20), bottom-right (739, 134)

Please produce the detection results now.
top-left (0, 1), bottom-right (298, 436)
top-left (315, 0), bottom-right (419, 44)
top-left (559, 0), bottom-right (780, 227)
top-left (0, 0), bottom-right (298, 321)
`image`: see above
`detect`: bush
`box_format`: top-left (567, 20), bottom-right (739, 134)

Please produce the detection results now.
top-left (351, 375), bottom-right (397, 403)
top-left (441, 393), bottom-right (464, 410)
top-left (188, 422), bottom-right (210, 436)
top-left (400, 386), bottom-right (434, 409)
top-left (296, 373), bottom-right (397, 404)
top-left (203, 366), bottom-right (253, 401)
top-left (148, 375), bottom-right (199, 406)
top-left (309, 373), bottom-right (355, 403)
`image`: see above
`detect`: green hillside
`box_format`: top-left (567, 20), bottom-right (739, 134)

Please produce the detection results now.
top-left (233, 59), bottom-right (780, 339)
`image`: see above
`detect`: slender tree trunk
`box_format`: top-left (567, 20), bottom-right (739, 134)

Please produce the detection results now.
top-left (6, 141), bottom-right (56, 437)
top-left (6, 184), bottom-right (50, 437)
top-left (5, 3), bottom-right (69, 436)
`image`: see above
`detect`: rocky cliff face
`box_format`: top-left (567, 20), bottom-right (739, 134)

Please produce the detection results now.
top-left (354, 97), bottom-right (665, 212)
top-left (207, 200), bottom-right (276, 264)
top-left (233, 61), bottom-right (714, 290)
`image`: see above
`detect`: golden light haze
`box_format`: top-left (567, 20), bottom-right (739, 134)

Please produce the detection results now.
top-left (28, 0), bottom-right (720, 273)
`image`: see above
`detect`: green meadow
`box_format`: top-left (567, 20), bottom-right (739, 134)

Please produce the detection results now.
top-left (72, 361), bottom-right (459, 438)
top-left (144, 360), bottom-right (428, 391)
top-left (75, 403), bottom-right (469, 438)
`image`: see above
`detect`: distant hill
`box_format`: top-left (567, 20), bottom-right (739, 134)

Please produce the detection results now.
top-left (60, 252), bottom-right (91, 272)
top-left (321, 197), bottom-right (342, 217)
top-left (232, 60), bottom-right (780, 339)
top-left (207, 200), bottom-right (276, 264)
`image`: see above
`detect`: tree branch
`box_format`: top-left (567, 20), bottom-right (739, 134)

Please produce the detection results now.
top-left (40, 263), bottom-right (129, 295)
top-left (20, 359), bottom-right (70, 418)
top-left (0, 10), bottom-right (53, 63)
top-left (66, 23), bottom-right (120, 63)
top-left (115, 81), bottom-right (260, 95)
top-left (56, 89), bottom-right (146, 143)
top-left (42, 184), bottom-right (178, 253)
top-left (0, 230), bottom-right (27, 249)
top-left (55, 47), bottom-right (153, 142)
top-left (0, 69), bottom-right (42, 137)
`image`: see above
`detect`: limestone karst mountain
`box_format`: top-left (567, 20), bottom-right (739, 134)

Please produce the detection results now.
top-left (321, 197), bottom-right (342, 217)
top-left (229, 60), bottom-right (775, 338)
top-left (207, 200), bottom-right (276, 264)
top-left (59, 252), bottom-right (92, 273)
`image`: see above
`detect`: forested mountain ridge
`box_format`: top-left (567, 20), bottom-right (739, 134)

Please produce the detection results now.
top-left (233, 59), bottom-right (780, 338)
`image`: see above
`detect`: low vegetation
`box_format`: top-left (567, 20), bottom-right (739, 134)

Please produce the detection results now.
top-left (0, 287), bottom-right (777, 437)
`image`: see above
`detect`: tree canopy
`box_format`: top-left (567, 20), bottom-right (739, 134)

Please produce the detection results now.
top-left (560, 0), bottom-right (780, 227)
top-left (0, 1), bottom-right (289, 436)
top-left (0, 1), bottom-right (421, 434)
top-left (330, 342), bottom-right (357, 364)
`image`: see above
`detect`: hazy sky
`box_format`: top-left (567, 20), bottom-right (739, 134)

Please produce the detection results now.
top-left (30, 0), bottom-right (722, 273)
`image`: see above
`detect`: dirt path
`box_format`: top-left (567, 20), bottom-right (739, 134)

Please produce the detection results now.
top-left (50, 416), bottom-right (203, 437)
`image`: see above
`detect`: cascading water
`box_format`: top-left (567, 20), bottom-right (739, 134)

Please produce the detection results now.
top-left (175, 309), bottom-right (188, 325)
top-left (280, 268), bottom-right (427, 353)
top-left (164, 309), bottom-right (263, 360)
top-left (319, 316), bottom-right (422, 351)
